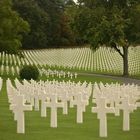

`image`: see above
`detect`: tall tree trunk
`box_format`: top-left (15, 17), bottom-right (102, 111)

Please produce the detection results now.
top-left (122, 46), bottom-right (129, 77)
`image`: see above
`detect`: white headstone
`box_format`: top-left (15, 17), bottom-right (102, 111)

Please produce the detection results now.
top-left (58, 91), bottom-right (69, 115)
top-left (10, 95), bottom-right (32, 133)
top-left (74, 73), bottom-right (78, 78)
top-left (67, 71), bottom-right (70, 77)
top-left (39, 92), bottom-right (49, 117)
top-left (118, 97), bottom-right (136, 131)
top-left (70, 74), bottom-right (73, 79)
top-left (71, 93), bottom-right (87, 123)
top-left (46, 94), bottom-right (64, 128)
top-left (92, 97), bottom-right (115, 137)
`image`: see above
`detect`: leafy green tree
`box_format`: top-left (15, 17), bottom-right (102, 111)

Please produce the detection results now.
top-left (13, 0), bottom-right (75, 48)
top-left (13, 0), bottom-right (48, 49)
top-left (65, 0), bottom-right (86, 44)
top-left (74, 0), bottom-right (140, 76)
top-left (0, 0), bottom-right (29, 54)
top-left (36, 0), bottom-right (76, 46)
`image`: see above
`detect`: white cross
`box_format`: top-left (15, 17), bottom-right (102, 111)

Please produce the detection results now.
top-left (33, 88), bottom-right (40, 111)
top-left (118, 97), bottom-right (136, 131)
top-left (67, 71), bottom-right (70, 77)
top-left (92, 97), bottom-right (115, 137)
top-left (10, 95), bottom-right (32, 133)
top-left (11, 66), bottom-right (15, 75)
top-left (63, 72), bottom-right (66, 78)
top-left (45, 94), bottom-right (64, 128)
top-left (74, 73), bottom-right (78, 78)
top-left (71, 93), bottom-right (87, 123)
top-left (9, 92), bottom-right (19, 121)
top-left (70, 74), bottom-right (73, 79)
top-left (114, 97), bottom-right (121, 116)
top-left (58, 90), bottom-right (69, 115)
top-left (38, 91), bottom-right (49, 117)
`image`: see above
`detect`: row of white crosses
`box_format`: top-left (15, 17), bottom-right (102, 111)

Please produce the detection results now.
top-left (0, 65), bottom-right (20, 76)
top-left (6, 79), bottom-right (32, 134)
top-left (92, 82), bottom-right (140, 137)
top-left (7, 78), bottom-right (92, 133)
top-left (0, 52), bottom-right (29, 66)
top-left (0, 46), bottom-right (140, 76)
top-left (22, 47), bottom-right (140, 75)
top-left (23, 48), bottom-right (123, 74)
top-left (23, 79), bottom-right (91, 124)
top-left (6, 78), bottom-right (140, 137)
top-left (0, 51), bottom-right (29, 76)
top-left (39, 68), bottom-right (78, 79)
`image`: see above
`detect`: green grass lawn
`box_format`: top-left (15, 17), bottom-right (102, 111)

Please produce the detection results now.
top-left (41, 65), bottom-right (140, 80)
top-left (40, 73), bottom-right (121, 84)
top-left (0, 76), bottom-right (140, 140)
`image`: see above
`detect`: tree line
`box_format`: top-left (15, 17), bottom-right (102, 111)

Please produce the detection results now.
top-left (0, 0), bottom-right (79, 52)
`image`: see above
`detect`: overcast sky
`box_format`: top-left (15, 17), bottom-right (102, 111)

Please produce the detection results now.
top-left (73, 0), bottom-right (77, 3)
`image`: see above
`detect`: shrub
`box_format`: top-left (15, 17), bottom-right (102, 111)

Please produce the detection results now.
top-left (20, 65), bottom-right (39, 80)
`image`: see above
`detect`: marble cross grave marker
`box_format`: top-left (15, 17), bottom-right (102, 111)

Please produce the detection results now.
top-left (71, 93), bottom-right (87, 123)
top-left (45, 94), bottom-right (64, 128)
top-left (92, 97), bottom-right (115, 137)
top-left (58, 91), bottom-right (69, 115)
top-left (39, 91), bottom-right (49, 117)
top-left (118, 97), bottom-right (136, 131)
top-left (10, 95), bottom-right (32, 133)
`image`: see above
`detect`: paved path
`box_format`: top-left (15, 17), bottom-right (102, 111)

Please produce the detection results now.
top-left (79, 72), bottom-right (140, 86)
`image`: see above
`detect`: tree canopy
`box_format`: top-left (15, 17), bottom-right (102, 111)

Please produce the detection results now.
top-left (73, 0), bottom-right (140, 76)
top-left (0, 0), bottom-right (78, 52)
top-left (74, 0), bottom-right (140, 48)
top-left (13, 0), bottom-right (49, 49)
top-left (12, 0), bottom-right (76, 48)
top-left (0, 0), bottom-right (29, 54)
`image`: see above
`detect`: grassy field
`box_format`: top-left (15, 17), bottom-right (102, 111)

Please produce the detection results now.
top-left (40, 73), bottom-right (121, 84)
top-left (0, 76), bottom-right (140, 140)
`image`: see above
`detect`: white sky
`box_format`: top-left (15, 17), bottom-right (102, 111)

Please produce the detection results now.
top-left (73, 0), bottom-right (77, 3)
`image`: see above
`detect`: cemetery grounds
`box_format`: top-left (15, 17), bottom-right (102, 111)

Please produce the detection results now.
top-left (0, 46), bottom-right (140, 140)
